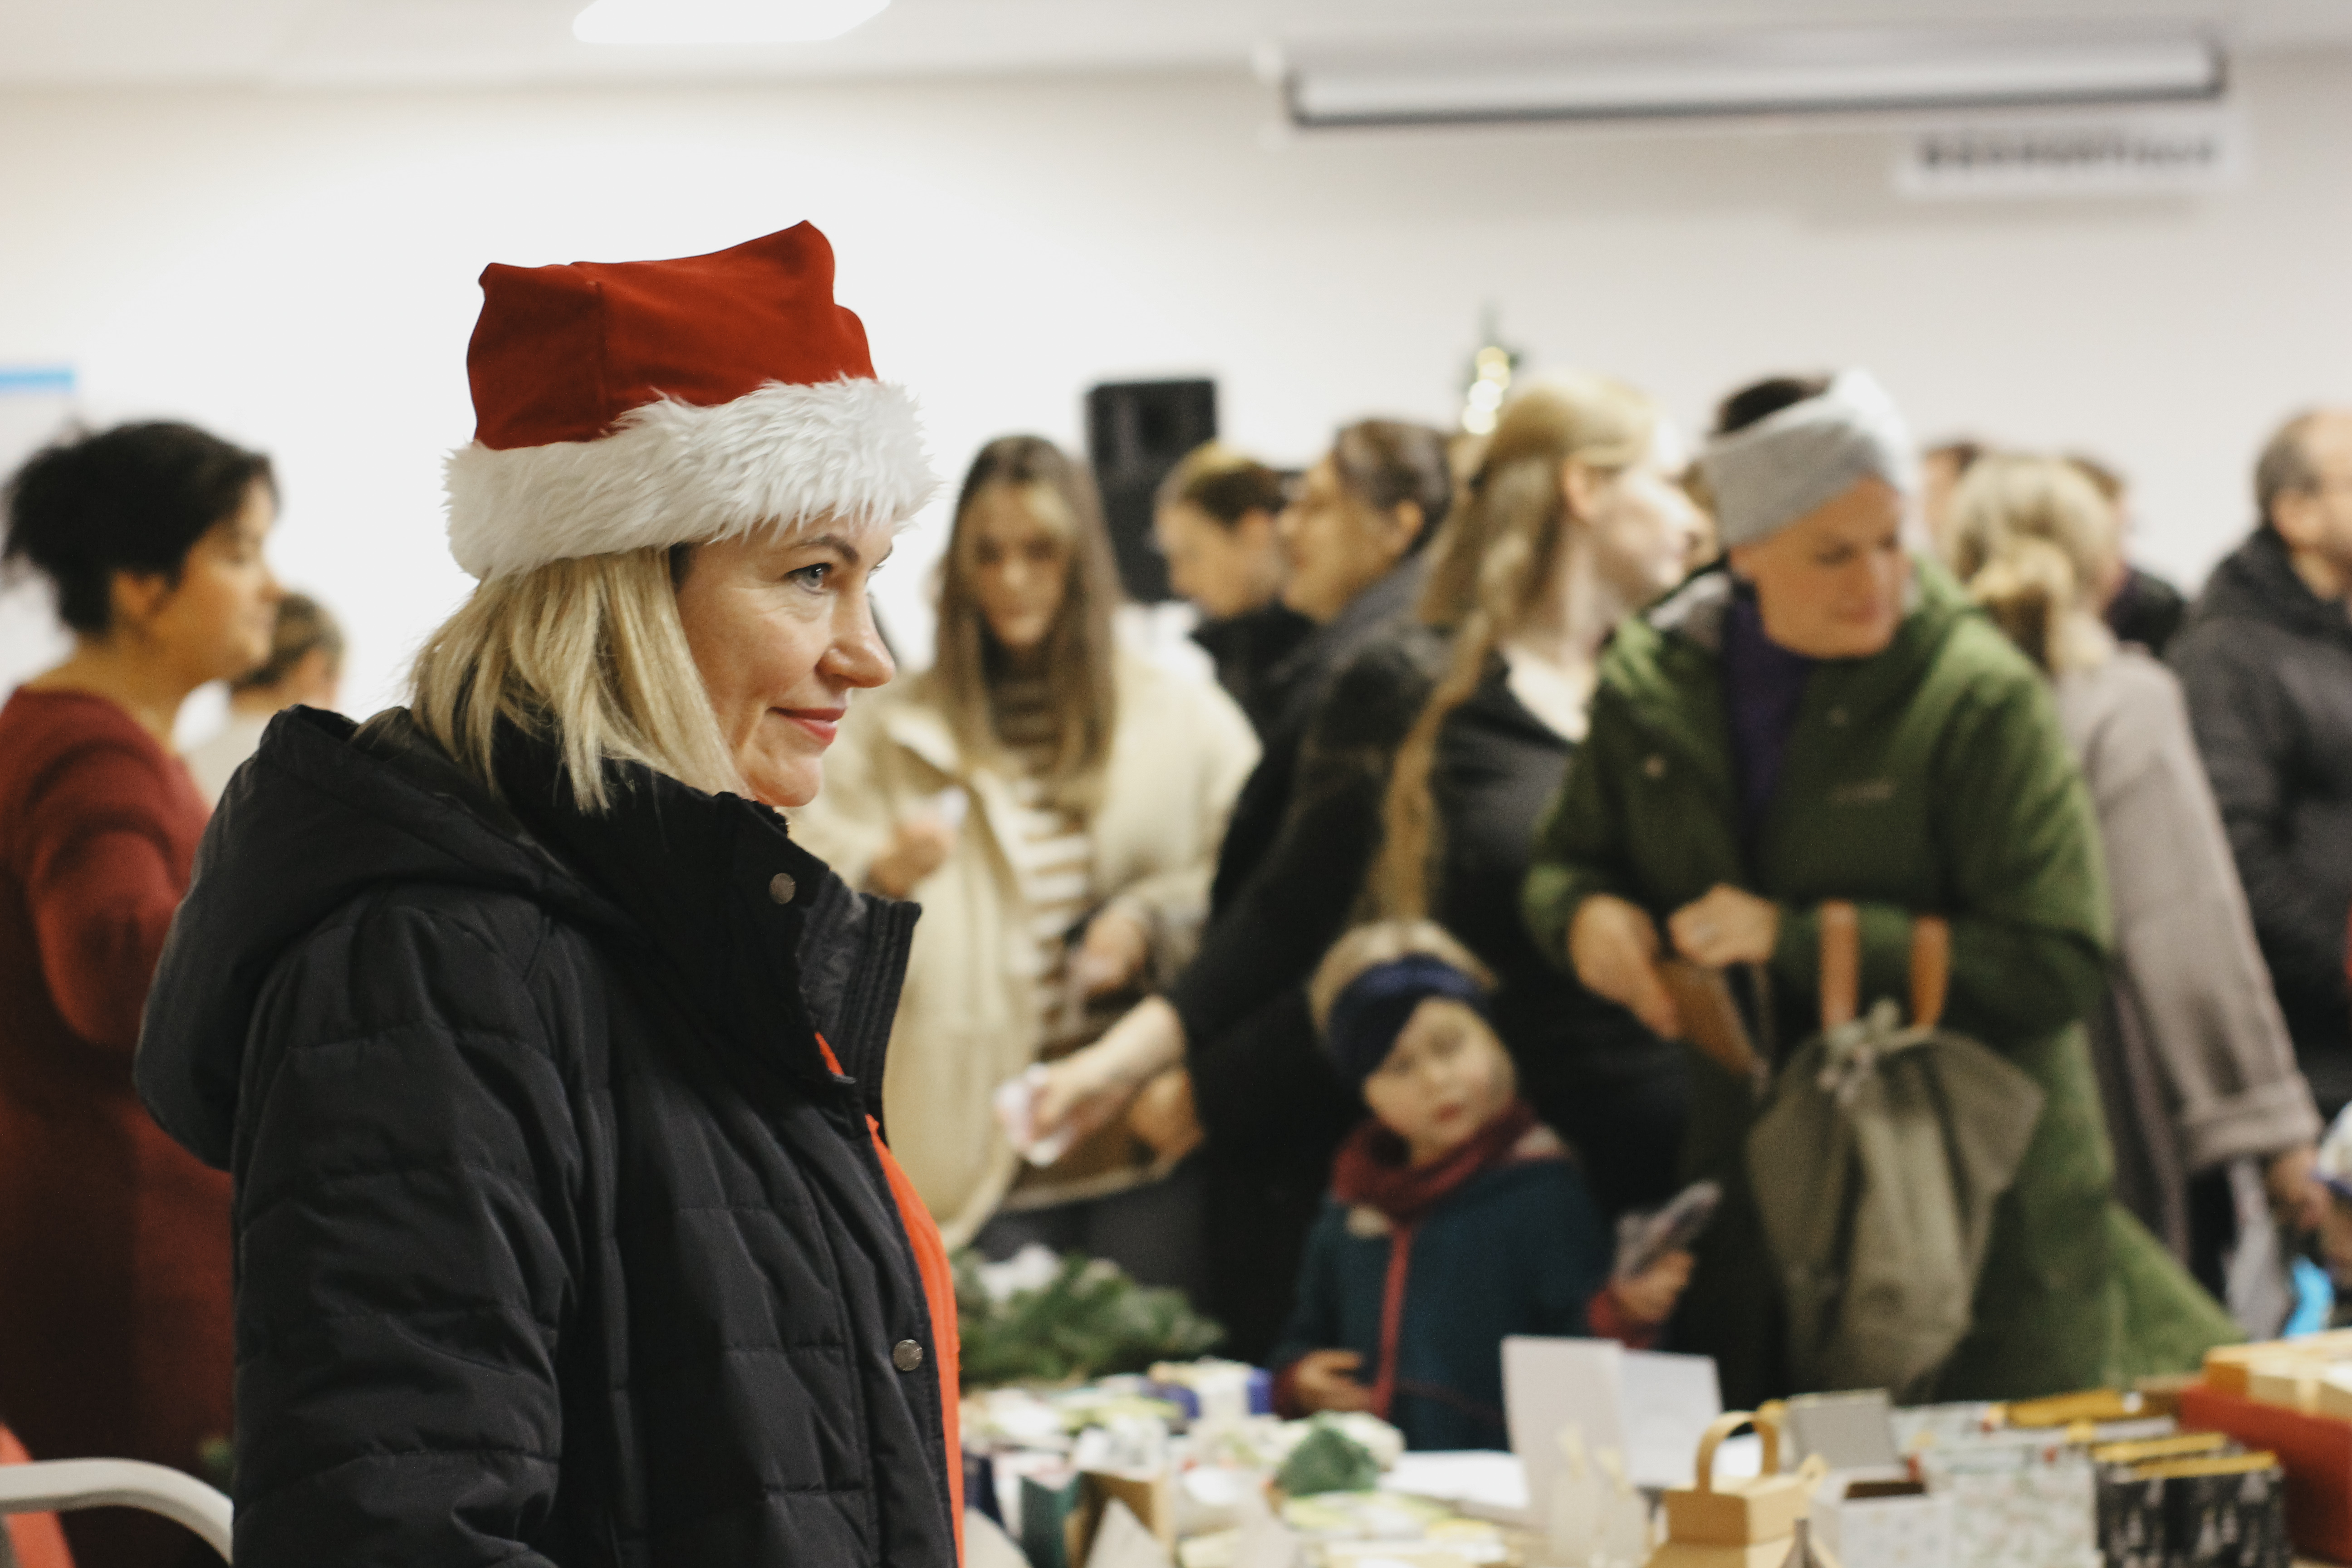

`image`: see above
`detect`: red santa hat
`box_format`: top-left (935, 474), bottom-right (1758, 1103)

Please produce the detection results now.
top-left (445, 221), bottom-right (934, 579)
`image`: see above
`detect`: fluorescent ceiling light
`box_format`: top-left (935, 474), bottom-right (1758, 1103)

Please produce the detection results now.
top-left (574, 0), bottom-right (890, 45)
top-left (1285, 29), bottom-right (2225, 127)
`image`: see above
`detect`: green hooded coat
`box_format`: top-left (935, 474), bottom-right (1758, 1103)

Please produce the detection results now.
top-left (1523, 563), bottom-right (2234, 1405)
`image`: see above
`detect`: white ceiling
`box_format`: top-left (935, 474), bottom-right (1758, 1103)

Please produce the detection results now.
top-left (2, 0), bottom-right (2350, 88)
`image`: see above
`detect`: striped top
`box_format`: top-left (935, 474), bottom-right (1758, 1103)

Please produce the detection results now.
top-left (990, 674), bottom-right (1098, 1058)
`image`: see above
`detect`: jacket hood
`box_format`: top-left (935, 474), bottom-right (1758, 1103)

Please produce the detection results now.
top-left (2190, 526), bottom-right (2352, 647)
top-left (136, 707), bottom-right (627, 1168)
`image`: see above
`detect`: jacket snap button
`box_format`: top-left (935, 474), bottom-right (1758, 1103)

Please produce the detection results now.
top-left (1643, 755), bottom-right (1666, 780)
top-left (768, 872), bottom-right (797, 905)
top-left (892, 1339), bottom-right (925, 1372)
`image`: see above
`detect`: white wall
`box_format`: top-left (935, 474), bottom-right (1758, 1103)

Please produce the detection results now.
top-left (3, 56), bottom-right (2350, 721)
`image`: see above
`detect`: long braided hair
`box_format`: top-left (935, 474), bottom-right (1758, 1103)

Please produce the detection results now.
top-left (1372, 374), bottom-right (1657, 917)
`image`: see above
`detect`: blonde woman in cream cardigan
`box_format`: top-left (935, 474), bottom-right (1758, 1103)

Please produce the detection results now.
top-left (789, 436), bottom-right (1258, 1274)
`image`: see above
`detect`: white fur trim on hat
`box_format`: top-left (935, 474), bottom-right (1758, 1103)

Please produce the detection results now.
top-left (445, 376), bottom-right (936, 579)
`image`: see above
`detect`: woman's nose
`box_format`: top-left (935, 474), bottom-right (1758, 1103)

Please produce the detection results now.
top-left (828, 596), bottom-right (895, 689)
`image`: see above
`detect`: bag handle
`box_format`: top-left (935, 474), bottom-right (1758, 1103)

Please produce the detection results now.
top-left (1818, 903), bottom-right (1860, 1029)
top-left (1819, 903), bottom-right (1950, 1030)
top-left (1911, 916), bottom-right (1950, 1030)
top-left (1691, 1410), bottom-right (1781, 1494)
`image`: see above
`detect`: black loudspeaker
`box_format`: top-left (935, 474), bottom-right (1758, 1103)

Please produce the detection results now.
top-left (1086, 378), bottom-right (1217, 603)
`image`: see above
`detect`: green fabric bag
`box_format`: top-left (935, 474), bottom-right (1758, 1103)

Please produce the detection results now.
top-left (1747, 910), bottom-right (2046, 1400)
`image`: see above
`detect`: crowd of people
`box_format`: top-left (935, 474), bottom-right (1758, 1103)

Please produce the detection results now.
top-left (2, 219), bottom-right (2352, 1565)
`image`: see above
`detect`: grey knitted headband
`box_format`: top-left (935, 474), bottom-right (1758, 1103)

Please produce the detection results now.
top-left (1698, 369), bottom-right (1916, 549)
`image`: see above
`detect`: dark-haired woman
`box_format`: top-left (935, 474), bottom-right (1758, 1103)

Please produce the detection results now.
top-left (1029, 418), bottom-right (1453, 1357)
top-left (0, 420), bottom-right (279, 1568)
top-left (1153, 442), bottom-right (1312, 737)
top-left (1524, 371), bottom-right (2229, 1404)
top-left (789, 436), bottom-right (1258, 1282)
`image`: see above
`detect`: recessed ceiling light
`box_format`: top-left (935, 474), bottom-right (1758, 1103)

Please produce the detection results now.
top-left (573, 0), bottom-right (891, 45)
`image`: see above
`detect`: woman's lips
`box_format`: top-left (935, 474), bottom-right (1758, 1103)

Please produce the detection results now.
top-left (780, 707), bottom-right (845, 745)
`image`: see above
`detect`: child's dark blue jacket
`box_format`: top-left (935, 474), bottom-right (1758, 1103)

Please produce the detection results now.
top-left (1268, 1102), bottom-right (1614, 1451)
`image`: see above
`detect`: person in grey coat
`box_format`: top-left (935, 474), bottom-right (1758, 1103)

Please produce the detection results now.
top-left (1948, 454), bottom-right (2323, 1319)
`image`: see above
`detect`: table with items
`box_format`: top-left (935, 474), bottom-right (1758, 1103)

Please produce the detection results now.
top-left (953, 1280), bottom-right (2352, 1568)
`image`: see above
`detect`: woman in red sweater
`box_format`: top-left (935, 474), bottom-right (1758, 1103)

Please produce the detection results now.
top-left (0, 421), bottom-right (280, 1568)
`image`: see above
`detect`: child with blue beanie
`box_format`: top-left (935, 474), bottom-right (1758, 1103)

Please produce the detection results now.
top-left (1269, 920), bottom-right (1692, 1451)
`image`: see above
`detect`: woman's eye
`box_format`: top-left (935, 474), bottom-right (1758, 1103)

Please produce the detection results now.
top-left (788, 563), bottom-right (832, 591)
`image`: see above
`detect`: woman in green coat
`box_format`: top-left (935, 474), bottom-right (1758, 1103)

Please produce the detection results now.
top-left (1523, 371), bottom-right (2232, 1405)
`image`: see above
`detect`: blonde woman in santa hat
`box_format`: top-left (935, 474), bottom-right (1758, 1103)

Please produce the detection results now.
top-left (1522, 371), bottom-right (2234, 1407)
top-left (134, 225), bottom-right (963, 1567)
top-left (785, 435), bottom-right (1257, 1278)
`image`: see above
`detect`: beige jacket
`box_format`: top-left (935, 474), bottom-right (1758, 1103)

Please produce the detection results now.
top-left (787, 650), bottom-right (1259, 1247)
top-left (2055, 648), bottom-right (2321, 1254)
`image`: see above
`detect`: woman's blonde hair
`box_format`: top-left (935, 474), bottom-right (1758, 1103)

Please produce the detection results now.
top-left (926, 435), bottom-right (1122, 808)
top-left (1372, 373), bottom-right (1657, 918)
top-left (1945, 453), bottom-right (2118, 675)
top-left (410, 546), bottom-right (741, 812)
top-left (1308, 918), bottom-right (1495, 1034)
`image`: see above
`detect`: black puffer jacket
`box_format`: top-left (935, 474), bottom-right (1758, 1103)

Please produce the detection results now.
top-left (135, 708), bottom-right (954, 1568)
top-left (2172, 527), bottom-right (2352, 1111)
top-left (1428, 659), bottom-right (1688, 1219)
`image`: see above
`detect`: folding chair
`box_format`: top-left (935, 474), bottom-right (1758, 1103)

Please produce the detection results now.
top-left (0, 1457), bottom-right (231, 1565)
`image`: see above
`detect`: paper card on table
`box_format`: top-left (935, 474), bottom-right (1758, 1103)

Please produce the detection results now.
top-left (1621, 1350), bottom-right (1728, 1489)
top-left (1382, 1450), bottom-right (1530, 1522)
top-left (1083, 1498), bottom-right (1172, 1568)
top-left (1503, 1336), bottom-right (1624, 1530)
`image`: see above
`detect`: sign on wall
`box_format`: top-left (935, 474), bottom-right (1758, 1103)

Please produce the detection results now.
top-left (1894, 109), bottom-right (2246, 199)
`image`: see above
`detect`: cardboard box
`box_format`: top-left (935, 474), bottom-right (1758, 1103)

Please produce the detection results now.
top-left (2204, 1333), bottom-right (2352, 1399)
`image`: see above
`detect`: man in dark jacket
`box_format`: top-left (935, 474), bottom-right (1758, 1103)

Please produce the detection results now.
top-left (2173, 407), bottom-right (2352, 1115)
top-left (135, 711), bottom-right (953, 1567)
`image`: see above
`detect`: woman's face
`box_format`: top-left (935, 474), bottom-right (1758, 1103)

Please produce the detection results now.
top-left (120, 477), bottom-right (282, 685)
top-left (1570, 458), bottom-right (1705, 607)
top-left (1361, 996), bottom-right (1518, 1166)
top-left (1277, 456), bottom-right (1421, 625)
top-left (965, 483), bottom-right (1074, 657)
top-left (675, 520), bottom-right (896, 808)
top-left (1729, 477), bottom-right (1911, 660)
top-left (1155, 501), bottom-right (1283, 621)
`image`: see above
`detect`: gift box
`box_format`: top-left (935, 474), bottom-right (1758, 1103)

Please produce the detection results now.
top-left (2162, 1457), bottom-right (2289, 1568)
top-left (1812, 1477), bottom-right (1952, 1568)
top-left (2096, 1465), bottom-right (2167, 1568)
top-left (1911, 1439), bottom-right (2098, 1568)
top-left (2177, 1384), bottom-right (2352, 1561)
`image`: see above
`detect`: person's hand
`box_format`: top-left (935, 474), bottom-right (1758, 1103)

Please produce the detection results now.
top-left (1073, 908), bottom-right (1151, 998)
top-left (1024, 1052), bottom-right (1135, 1157)
top-left (2266, 1144), bottom-right (2328, 1235)
top-left (1610, 1249), bottom-right (1695, 1327)
top-left (869, 815), bottom-right (957, 899)
top-left (1289, 1349), bottom-right (1375, 1414)
top-left (1668, 884), bottom-right (1781, 969)
top-left (1127, 1068), bottom-right (1202, 1161)
top-left (1028, 997), bottom-right (1189, 1147)
top-left (1569, 895), bottom-right (1679, 1039)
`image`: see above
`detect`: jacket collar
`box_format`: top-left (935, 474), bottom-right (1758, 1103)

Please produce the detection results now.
top-left (1601, 559), bottom-right (1971, 805)
top-left (1265, 556), bottom-right (1428, 730)
top-left (2194, 526), bottom-right (2352, 648)
top-left (485, 723), bottom-right (855, 1098)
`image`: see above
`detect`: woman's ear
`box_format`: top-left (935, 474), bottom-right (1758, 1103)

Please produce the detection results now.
top-left (108, 568), bottom-right (172, 636)
top-left (1560, 458), bottom-right (1605, 522)
top-left (1384, 500), bottom-right (1426, 558)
